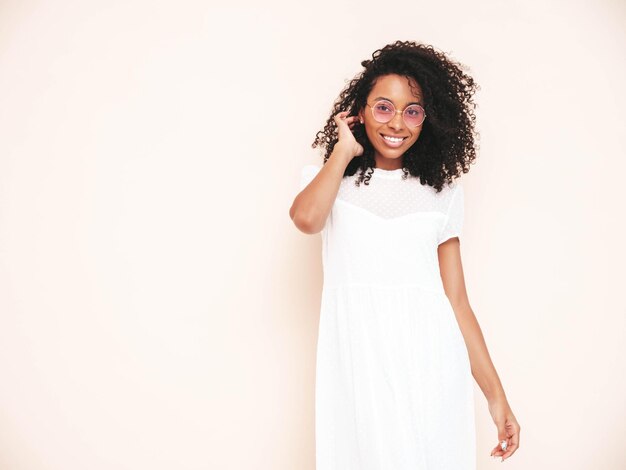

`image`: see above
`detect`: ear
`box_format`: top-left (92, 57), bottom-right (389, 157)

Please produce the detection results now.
top-left (358, 110), bottom-right (364, 124)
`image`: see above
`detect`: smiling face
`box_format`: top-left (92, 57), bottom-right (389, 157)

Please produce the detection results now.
top-left (358, 74), bottom-right (425, 170)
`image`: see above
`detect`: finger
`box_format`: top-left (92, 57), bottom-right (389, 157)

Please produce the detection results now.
top-left (490, 437), bottom-right (509, 457)
top-left (490, 444), bottom-right (504, 457)
top-left (501, 442), bottom-right (519, 461)
top-left (497, 443), bottom-right (510, 462)
top-left (335, 114), bottom-right (352, 128)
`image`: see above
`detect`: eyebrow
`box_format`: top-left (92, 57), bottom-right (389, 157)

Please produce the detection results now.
top-left (373, 96), bottom-right (423, 106)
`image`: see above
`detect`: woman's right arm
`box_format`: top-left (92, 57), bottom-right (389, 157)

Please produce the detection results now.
top-left (290, 111), bottom-right (363, 234)
top-left (289, 145), bottom-right (353, 234)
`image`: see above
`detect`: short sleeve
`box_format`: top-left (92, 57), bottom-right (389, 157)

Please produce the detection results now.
top-left (438, 183), bottom-right (464, 244)
top-left (299, 164), bottom-right (322, 191)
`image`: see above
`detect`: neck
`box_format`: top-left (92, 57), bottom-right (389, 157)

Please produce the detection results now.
top-left (374, 155), bottom-right (403, 170)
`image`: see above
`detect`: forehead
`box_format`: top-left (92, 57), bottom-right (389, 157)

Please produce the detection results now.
top-left (369, 74), bottom-right (423, 103)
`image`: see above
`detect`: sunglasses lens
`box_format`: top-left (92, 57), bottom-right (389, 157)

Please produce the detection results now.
top-left (404, 105), bottom-right (426, 127)
top-left (372, 101), bottom-right (395, 122)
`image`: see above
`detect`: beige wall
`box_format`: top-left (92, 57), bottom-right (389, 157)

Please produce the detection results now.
top-left (0, 0), bottom-right (624, 469)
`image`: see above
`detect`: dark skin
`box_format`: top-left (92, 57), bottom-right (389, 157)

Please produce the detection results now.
top-left (357, 74), bottom-right (423, 170)
top-left (291, 74), bottom-right (520, 462)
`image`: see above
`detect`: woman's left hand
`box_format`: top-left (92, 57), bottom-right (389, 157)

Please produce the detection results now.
top-left (488, 398), bottom-right (521, 462)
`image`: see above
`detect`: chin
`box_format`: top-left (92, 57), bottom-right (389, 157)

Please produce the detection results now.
top-left (374, 146), bottom-right (405, 158)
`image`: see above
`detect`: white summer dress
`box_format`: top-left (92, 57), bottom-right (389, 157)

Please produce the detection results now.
top-left (299, 164), bottom-right (476, 470)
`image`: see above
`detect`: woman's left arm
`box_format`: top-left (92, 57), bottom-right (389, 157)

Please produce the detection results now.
top-left (438, 238), bottom-right (521, 462)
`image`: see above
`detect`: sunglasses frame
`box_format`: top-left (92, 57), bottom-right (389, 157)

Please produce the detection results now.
top-left (365, 99), bottom-right (426, 128)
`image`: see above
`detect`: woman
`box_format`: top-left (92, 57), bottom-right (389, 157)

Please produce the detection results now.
top-left (290, 40), bottom-right (520, 469)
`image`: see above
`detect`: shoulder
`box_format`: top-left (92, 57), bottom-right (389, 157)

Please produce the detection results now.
top-left (445, 180), bottom-right (464, 208)
top-left (429, 178), bottom-right (462, 199)
top-left (450, 179), bottom-right (463, 197)
top-left (427, 179), bottom-right (464, 216)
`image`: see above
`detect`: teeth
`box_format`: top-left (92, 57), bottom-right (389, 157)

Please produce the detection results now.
top-left (382, 135), bottom-right (405, 142)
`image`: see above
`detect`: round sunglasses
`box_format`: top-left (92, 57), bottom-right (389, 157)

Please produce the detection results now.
top-left (365, 99), bottom-right (426, 128)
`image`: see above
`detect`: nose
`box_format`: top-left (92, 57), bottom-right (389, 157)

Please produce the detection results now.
top-left (388, 110), bottom-right (405, 131)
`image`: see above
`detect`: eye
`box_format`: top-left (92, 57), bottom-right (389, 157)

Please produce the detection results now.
top-left (406, 106), bottom-right (423, 116)
top-left (375, 103), bottom-right (393, 112)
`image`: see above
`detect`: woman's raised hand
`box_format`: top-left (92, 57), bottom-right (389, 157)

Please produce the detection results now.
top-left (333, 111), bottom-right (364, 158)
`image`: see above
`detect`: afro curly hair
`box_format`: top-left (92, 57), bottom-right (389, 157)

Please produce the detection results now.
top-left (311, 40), bottom-right (480, 192)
